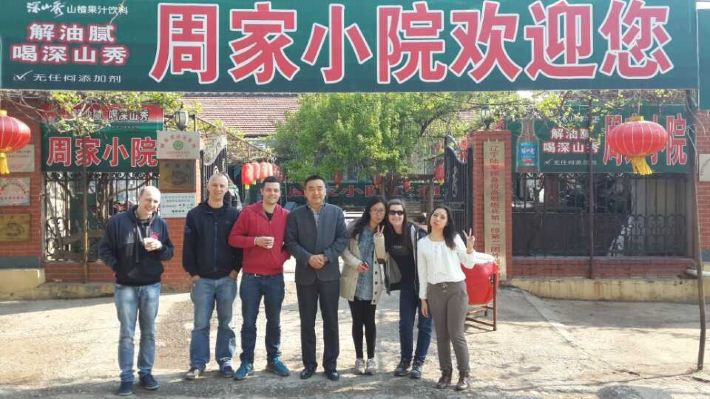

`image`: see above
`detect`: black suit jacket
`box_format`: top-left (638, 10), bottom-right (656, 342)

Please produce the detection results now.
top-left (286, 203), bottom-right (348, 284)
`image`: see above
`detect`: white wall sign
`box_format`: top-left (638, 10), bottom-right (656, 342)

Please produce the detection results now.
top-left (157, 130), bottom-right (200, 159)
top-left (0, 177), bottom-right (31, 206)
top-left (159, 193), bottom-right (197, 218)
top-left (7, 145), bottom-right (35, 173)
top-left (700, 154), bottom-right (710, 182)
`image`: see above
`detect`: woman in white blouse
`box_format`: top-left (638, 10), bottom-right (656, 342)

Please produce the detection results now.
top-left (417, 205), bottom-right (478, 391)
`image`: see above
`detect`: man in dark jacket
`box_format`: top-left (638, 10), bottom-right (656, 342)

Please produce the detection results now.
top-left (286, 175), bottom-right (348, 381)
top-left (99, 186), bottom-right (174, 396)
top-left (228, 176), bottom-right (291, 380)
top-left (182, 173), bottom-right (242, 380)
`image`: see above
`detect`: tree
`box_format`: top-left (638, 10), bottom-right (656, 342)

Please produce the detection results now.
top-left (273, 91), bottom-right (526, 194)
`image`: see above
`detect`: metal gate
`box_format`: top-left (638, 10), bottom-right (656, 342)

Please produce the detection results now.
top-left (512, 172), bottom-right (689, 256)
top-left (43, 171), bottom-right (159, 262)
top-left (200, 135), bottom-right (228, 201)
top-left (444, 135), bottom-right (474, 234)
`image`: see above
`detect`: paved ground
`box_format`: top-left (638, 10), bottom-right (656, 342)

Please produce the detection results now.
top-left (1, 271), bottom-right (709, 398)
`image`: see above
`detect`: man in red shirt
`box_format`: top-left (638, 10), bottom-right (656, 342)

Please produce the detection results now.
top-left (228, 176), bottom-right (291, 380)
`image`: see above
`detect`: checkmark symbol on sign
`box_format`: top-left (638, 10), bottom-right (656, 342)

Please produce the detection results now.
top-left (14, 70), bottom-right (33, 81)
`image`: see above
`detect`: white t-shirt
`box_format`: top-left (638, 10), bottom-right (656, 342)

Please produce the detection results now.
top-left (416, 234), bottom-right (493, 299)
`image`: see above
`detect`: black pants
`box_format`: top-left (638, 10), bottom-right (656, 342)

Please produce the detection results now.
top-left (348, 298), bottom-right (377, 359)
top-left (296, 279), bottom-right (340, 371)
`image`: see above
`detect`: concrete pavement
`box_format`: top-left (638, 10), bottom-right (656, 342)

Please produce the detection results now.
top-left (0, 271), bottom-right (709, 398)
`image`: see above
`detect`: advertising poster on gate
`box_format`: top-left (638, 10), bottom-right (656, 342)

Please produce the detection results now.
top-left (509, 105), bottom-right (692, 174)
top-left (0, 0), bottom-right (698, 93)
top-left (41, 104), bottom-right (164, 172)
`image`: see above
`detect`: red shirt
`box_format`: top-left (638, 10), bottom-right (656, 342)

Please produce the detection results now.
top-left (228, 202), bottom-right (290, 275)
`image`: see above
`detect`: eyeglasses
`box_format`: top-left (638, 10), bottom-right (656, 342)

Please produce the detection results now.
top-left (370, 209), bottom-right (386, 214)
top-left (388, 210), bottom-right (405, 216)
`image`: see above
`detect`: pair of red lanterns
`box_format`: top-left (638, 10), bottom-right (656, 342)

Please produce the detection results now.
top-left (241, 161), bottom-right (279, 189)
top-left (0, 110), bottom-right (32, 175)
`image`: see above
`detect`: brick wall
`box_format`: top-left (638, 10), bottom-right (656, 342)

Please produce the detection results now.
top-left (0, 103), bottom-right (44, 268)
top-left (696, 110), bottom-right (710, 259)
top-left (513, 257), bottom-right (693, 278)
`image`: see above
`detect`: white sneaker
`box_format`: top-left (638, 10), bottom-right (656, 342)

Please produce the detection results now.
top-left (354, 358), bottom-right (366, 375)
top-left (365, 358), bottom-right (377, 375)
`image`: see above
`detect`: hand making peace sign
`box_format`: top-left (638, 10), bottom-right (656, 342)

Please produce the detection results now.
top-left (462, 228), bottom-right (476, 252)
top-left (374, 224), bottom-right (384, 236)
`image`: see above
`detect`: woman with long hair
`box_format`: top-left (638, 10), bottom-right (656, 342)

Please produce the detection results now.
top-left (373, 199), bottom-right (431, 379)
top-left (340, 196), bottom-right (387, 375)
top-left (417, 205), bottom-right (484, 391)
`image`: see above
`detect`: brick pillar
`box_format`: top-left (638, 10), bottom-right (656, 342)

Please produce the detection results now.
top-left (470, 130), bottom-right (513, 280)
top-left (696, 110), bottom-right (710, 269)
top-left (158, 159), bottom-right (201, 290)
top-left (0, 103), bottom-right (44, 271)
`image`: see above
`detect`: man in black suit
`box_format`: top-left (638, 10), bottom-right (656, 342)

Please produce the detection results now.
top-left (286, 175), bottom-right (349, 381)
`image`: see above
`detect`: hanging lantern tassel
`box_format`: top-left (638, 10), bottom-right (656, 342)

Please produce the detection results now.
top-left (606, 115), bottom-right (668, 176)
top-left (0, 110), bottom-right (32, 175)
top-left (0, 153), bottom-right (10, 175)
top-left (629, 156), bottom-right (653, 176)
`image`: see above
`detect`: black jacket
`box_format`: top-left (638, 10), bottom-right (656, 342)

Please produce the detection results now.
top-left (99, 206), bottom-right (174, 286)
top-left (182, 201), bottom-right (242, 279)
top-left (383, 223), bottom-right (427, 294)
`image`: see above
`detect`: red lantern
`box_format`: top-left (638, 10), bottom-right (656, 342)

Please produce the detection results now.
top-left (272, 164), bottom-right (282, 180)
top-left (0, 110), bottom-right (31, 175)
top-left (372, 173), bottom-right (383, 188)
top-left (334, 171), bottom-right (343, 187)
top-left (249, 161), bottom-right (259, 183)
top-left (241, 163), bottom-right (255, 189)
top-left (434, 163), bottom-right (445, 185)
top-left (458, 136), bottom-right (468, 152)
top-left (259, 161), bottom-right (270, 181)
top-left (606, 116), bottom-right (669, 175)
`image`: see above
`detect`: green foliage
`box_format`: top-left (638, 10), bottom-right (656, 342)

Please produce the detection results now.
top-left (533, 89), bottom-right (687, 138)
top-left (273, 91), bottom-right (527, 184)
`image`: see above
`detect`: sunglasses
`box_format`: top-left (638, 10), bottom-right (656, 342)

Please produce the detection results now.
top-left (388, 210), bottom-right (405, 216)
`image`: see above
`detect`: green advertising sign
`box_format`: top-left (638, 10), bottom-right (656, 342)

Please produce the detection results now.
top-left (0, 0), bottom-right (698, 93)
top-left (42, 104), bottom-right (163, 172)
top-left (698, 1), bottom-right (710, 109)
top-left (510, 105), bottom-right (692, 174)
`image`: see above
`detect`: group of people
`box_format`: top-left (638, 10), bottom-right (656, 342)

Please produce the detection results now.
top-left (99, 173), bottom-right (491, 396)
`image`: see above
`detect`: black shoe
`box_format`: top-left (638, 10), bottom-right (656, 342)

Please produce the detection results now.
top-left (116, 381), bottom-right (133, 396)
top-left (324, 370), bottom-right (340, 381)
top-left (455, 371), bottom-right (470, 391)
top-left (300, 367), bottom-right (316, 380)
top-left (410, 359), bottom-right (424, 379)
top-left (393, 359), bottom-right (411, 377)
top-left (220, 365), bottom-right (234, 378)
top-left (436, 369), bottom-right (452, 389)
top-left (139, 374), bottom-right (159, 390)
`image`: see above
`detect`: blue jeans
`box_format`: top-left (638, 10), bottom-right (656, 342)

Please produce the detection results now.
top-left (115, 282), bottom-right (161, 382)
top-left (399, 282), bottom-right (432, 363)
top-left (239, 273), bottom-right (285, 363)
top-left (190, 276), bottom-right (238, 370)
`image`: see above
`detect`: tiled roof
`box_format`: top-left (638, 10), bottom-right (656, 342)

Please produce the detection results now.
top-left (184, 94), bottom-right (300, 137)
